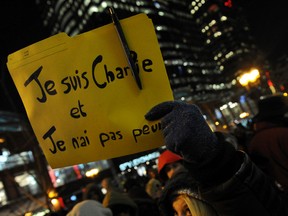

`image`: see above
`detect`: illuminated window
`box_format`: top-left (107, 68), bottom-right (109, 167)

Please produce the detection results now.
top-left (15, 171), bottom-right (42, 196)
top-left (0, 181), bottom-right (7, 206)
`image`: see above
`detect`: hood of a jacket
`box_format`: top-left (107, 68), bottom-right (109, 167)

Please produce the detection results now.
top-left (158, 170), bottom-right (201, 216)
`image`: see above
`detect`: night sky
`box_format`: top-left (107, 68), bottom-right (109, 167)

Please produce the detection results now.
top-left (236, 0), bottom-right (288, 61)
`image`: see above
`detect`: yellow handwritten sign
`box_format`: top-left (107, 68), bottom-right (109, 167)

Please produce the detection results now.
top-left (7, 14), bottom-right (173, 168)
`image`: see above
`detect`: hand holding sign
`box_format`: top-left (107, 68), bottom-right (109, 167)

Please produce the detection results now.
top-left (7, 13), bottom-right (173, 168)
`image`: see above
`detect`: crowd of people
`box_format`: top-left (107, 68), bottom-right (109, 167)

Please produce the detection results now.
top-left (50, 94), bottom-right (288, 216)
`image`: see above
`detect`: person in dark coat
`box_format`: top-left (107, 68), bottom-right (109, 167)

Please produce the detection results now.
top-left (145, 168), bottom-right (162, 200)
top-left (124, 178), bottom-right (160, 216)
top-left (248, 94), bottom-right (288, 192)
top-left (145, 100), bottom-right (288, 216)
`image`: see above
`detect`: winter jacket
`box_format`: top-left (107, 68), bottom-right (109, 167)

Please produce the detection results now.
top-left (248, 126), bottom-right (288, 191)
top-left (159, 135), bottom-right (288, 216)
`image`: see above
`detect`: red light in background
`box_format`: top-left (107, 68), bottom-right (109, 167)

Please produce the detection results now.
top-left (265, 71), bottom-right (275, 86)
top-left (208, 4), bottom-right (219, 12)
top-left (224, 0), bottom-right (232, 7)
top-left (73, 165), bottom-right (82, 179)
top-left (267, 79), bottom-right (274, 87)
top-left (58, 197), bottom-right (65, 208)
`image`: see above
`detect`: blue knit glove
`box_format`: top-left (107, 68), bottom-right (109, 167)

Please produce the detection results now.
top-left (145, 101), bottom-right (219, 164)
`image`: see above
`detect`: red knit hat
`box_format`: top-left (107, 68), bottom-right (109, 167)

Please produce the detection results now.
top-left (157, 150), bottom-right (182, 179)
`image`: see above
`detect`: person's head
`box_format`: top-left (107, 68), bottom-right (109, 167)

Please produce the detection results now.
top-left (252, 94), bottom-right (288, 128)
top-left (102, 190), bottom-right (138, 216)
top-left (67, 200), bottom-right (112, 216)
top-left (158, 150), bottom-right (185, 181)
top-left (159, 171), bottom-right (217, 216)
top-left (83, 183), bottom-right (104, 202)
top-left (101, 177), bottom-right (112, 189)
top-left (123, 178), bottom-right (140, 192)
top-left (147, 168), bottom-right (158, 179)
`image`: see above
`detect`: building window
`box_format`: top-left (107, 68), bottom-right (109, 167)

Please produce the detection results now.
top-left (15, 171), bottom-right (42, 196)
top-left (0, 181), bottom-right (7, 206)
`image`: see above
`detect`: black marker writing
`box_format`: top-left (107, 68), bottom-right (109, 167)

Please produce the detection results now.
top-left (42, 126), bottom-right (66, 154)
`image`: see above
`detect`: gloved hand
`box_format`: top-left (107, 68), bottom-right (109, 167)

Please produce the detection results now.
top-left (145, 101), bottom-right (219, 164)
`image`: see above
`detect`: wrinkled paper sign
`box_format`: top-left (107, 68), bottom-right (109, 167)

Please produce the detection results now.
top-left (7, 14), bottom-right (173, 168)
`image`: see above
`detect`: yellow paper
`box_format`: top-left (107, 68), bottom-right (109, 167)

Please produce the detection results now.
top-left (7, 14), bottom-right (174, 168)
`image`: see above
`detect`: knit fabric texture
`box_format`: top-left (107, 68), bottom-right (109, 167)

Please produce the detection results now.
top-left (145, 101), bottom-right (218, 164)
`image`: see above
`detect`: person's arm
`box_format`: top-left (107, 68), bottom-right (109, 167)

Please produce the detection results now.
top-left (145, 101), bottom-right (288, 215)
top-left (182, 132), bottom-right (242, 186)
top-left (202, 150), bottom-right (288, 216)
top-left (145, 101), bottom-right (240, 185)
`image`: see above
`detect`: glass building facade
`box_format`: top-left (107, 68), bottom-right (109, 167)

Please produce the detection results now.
top-left (36, 0), bottom-right (261, 103)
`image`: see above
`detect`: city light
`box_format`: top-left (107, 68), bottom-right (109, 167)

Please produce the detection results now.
top-left (85, 168), bottom-right (99, 177)
top-left (238, 68), bottom-right (260, 86)
top-left (50, 198), bottom-right (61, 211)
top-left (48, 190), bottom-right (58, 199)
top-left (239, 112), bottom-right (250, 118)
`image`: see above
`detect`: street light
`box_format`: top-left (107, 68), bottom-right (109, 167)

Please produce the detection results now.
top-left (238, 68), bottom-right (260, 87)
top-left (237, 68), bottom-right (263, 104)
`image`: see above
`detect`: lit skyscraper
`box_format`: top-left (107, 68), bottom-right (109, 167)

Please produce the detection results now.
top-left (36, 0), bottom-right (261, 102)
